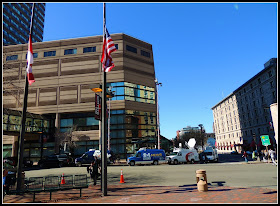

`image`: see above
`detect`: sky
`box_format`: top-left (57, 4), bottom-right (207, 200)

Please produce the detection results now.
top-left (43, 2), bottom-right (278, 140)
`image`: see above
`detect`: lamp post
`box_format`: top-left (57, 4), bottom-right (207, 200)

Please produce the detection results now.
top-left (198, 124), bottom-right (204, 150)
top-left (155, 79), bottom-right (162, 149)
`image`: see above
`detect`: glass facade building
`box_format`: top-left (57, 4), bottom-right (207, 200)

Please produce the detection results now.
top-left (3, 3), bottom-right (45, 45)
top-left (3, 108), bottom-right (55, 162)
top-left (3, 33), bottom-right (158, 159)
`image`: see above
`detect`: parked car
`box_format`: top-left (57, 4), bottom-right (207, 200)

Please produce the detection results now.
top-left (230, 151), bottom-right (239, 155)
top-left (55, 153), bottom-right (74, 166)
top-left (3, 157), bottom-right (33, 168)
top-left (38, 155), bottom-right (61, 168)
top-left (75, 149), bottom-right (111, 167)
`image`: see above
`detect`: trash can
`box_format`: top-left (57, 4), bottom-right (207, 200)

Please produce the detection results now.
top-left (196, 169), bottom-right (208, 192)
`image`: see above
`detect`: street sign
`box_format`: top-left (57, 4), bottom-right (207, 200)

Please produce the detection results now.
top-left (260, 135), bottom-right (271, 146)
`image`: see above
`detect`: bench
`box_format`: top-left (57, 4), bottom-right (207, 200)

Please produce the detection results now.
top-left (7, 174), bottom-right (88, 202)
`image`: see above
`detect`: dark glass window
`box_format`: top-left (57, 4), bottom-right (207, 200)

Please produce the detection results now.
top-left (44, 51), bottom-right (56, 57)
top-left (141, 50), bottom-right (150, 58)
top-left (115, 44), bottom-right (118, 50)
top-left (126, 45), bottom-right (137, 53)
top-left (6, 55), bottom-right (18, 61)
top-left (26, 53), bottom-right (38, 59)
top-left (83, 47), bottom-right (96, 53)
top-left (64, 49), bottom-right (77, 55)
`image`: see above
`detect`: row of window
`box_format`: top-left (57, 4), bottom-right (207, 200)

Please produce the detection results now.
top-left (107, 82), bottom-right (155, 103)
top-left (4, 4), bottom-right (44, 38)
top-left (3, 113), bottom-right (52, 133)
top-left (5, 46), bottom-right (117, 61)
top-left (126, 45), bottom-right (151, 58)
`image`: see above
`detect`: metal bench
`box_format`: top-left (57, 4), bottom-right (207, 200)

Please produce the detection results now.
top-left (7, 174), bottom-right (88, 202)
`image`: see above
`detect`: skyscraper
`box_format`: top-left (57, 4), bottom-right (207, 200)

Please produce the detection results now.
top-left (3, 3), bottom-right (45, 46)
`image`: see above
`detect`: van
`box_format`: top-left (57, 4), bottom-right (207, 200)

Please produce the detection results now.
top-left (127, 148), bottom-right (166, 166)
top-left (75, 149), bottom-right (111, 167)
top-left (203, 147), bottom-right (219, 162)
top-left (167, 148), bottom-right (199, 165)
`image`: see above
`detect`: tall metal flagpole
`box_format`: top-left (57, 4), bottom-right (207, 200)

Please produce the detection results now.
top-left (16, 3), bottom-right (35, 191)
top-left (101, 2), bottom-right (108, 196)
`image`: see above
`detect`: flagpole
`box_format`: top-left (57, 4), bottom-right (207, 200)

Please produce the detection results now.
top-left (16, 3), bottom-right (35, 191)
top-left (101, 2), bottom-right (108, 196)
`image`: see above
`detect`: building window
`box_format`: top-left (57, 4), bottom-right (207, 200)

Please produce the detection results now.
top-left (44, 51), bottom-right (56, 57)
top-left (268, 70), bottom-right (272, 77)
top-left (83, 47), bottom-right (96, 53)
top-left (26, 53), bottom-right (38, 59)
top-left (270, 81), bottom-right (274, 88)
top-left (115, 44), bottom-right (118, 50)
top-left (258, 78), bottom-right (261, 84)
top-left (259, 87), bottom-right (263, 94)
top-left (6, 55), bottom-right (18, 61)
top-left (126, 45), bottom-right (137, 54)
top-left (64, 48), bottom-right (77, 55)
top-left (141, 50), bottom-right (150, 58)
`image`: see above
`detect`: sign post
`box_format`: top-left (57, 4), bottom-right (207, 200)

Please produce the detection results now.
top-left (260, 135), bottom-right (271, 146)
top-left (260, 135), bottom-right (271, 162)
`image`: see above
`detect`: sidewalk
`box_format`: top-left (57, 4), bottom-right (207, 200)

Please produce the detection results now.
top-left (3, 184), bottom-right (277, 203)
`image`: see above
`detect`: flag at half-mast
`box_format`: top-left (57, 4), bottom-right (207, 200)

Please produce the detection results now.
top-left (26, 34), bottom-right (35, 85)
top-left (101, 28), bottom-right (117, 72)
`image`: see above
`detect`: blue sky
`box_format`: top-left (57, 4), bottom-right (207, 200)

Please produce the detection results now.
top-left (43, 2), bottom-right (277, 140)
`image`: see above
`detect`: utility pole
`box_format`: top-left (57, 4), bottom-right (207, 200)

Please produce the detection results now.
top-left (16, 3), bottom-right (35, 191)
top-left (155, 79), bottom-right (162, 149)
top-left (101, 2), bottom-right (108, 196)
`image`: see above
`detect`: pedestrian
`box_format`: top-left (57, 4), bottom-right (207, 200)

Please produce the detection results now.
top-left (242, 151), bottom-right (248, 162)
top-left (88, 159), bottom-right (100, 185)
top-left (268, 149), bottom-right (277, 166)
top-left (199, 152), bottom-right (204, 164)
top-left (252, 150), bottom-right (256, 161)
top-left (3, 169), bottom-right (10, 197)
top-left (264, 151), bottom-right (268, 162)
top-left (203, 152), bottom-right (208, 164)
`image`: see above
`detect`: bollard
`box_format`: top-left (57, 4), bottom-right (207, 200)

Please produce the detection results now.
top-left (196, 169), bottom-right (208, 192)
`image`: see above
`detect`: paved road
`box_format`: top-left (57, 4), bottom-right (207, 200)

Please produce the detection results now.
top-left (24, 161), bottom-right (277, 190)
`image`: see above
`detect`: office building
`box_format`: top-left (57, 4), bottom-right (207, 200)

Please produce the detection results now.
top-left (211, 58), bottom-right (277, 153)
top-left (3, 3), bottom-right (45, 46)
top-left (3, 33), bottom-right (157, 161)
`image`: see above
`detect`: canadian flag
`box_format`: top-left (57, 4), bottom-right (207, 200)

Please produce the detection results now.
top-left (26, 34), bottom-right (35, 85)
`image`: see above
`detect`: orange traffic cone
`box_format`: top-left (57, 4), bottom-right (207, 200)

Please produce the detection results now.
top-left (61, 173), bottom-right (66, 184)
top-left (120, 169), bottom-right (125, 183)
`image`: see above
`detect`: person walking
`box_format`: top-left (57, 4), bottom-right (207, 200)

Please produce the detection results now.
top-left (242, 151), bottom-right (248, 163)
top-left (3, 169), bottom-right (10, 197)
top-left (269, 149), bottom-right (277, 166)
top-left (88, 159), bottom-right (100, 185)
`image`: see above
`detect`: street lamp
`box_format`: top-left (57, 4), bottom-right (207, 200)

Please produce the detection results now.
top-left (155, 79), bottom-right (162, 149)
top-left (198, 124), bottom-right (204, 149)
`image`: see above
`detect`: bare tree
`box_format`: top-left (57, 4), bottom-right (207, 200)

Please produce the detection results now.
top-left (55, 125), bottom-right (90, 155)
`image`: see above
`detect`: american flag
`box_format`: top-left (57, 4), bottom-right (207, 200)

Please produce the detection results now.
top-left (26, 34), bottom-right (35, 85)
top-left (101, 28), bottom-right (117, 72)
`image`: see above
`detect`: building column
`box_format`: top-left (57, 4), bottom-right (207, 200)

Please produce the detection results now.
top-left (55, 113), bottom-right (60, 153)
